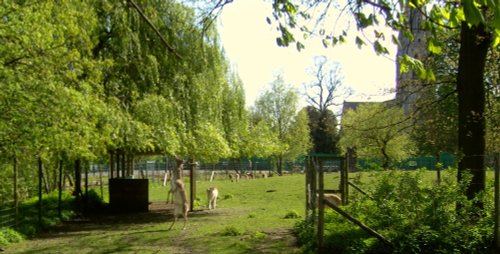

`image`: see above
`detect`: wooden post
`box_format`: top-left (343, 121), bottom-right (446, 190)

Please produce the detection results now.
top-left (58, 160), bottom-right (63, 219)
top-left (344, 156), bottom-right (349, 205)
top-left (317, 159), bottom-right (325, 252)
top-left (190, 158), bottom-right (196, 212)
top-left (210, 171), bottom-right (216, 182)
top-left (121, 152), bottom-right (126, 178)
top-left (38, 157), bottom-right (43, 228)
top-left (311, 157), bottom-right (317, 222)
top-left (109, 151), bottom-right (115, 179)
top-left (84, 161), bottom-right (88, 213)
top-left (494, 152), bottom-right (500, 252)
top-left (99, 164), bottom-right (103, 199)
top-left (74, 159), bottom-right (82, 197)
top-left (305, 156), bottom-right (311, 219)
top-left (13, 156), bottom-right (18, 227)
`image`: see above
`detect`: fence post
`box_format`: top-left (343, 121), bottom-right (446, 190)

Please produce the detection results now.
top-left (38, 157), bottom-right (43, 228)
top-left (14, 156), bottom-right (18, 228)
top-left (58, 160), bottom-right (63, 219)
top-left (189, 158), bottom-right (196, 212)
top-left (494, 152), bottom-right (500, 252)
top-left (317, 159), bottom-right (325, 252)
top-left (305, 156), bottom-right (310, 218)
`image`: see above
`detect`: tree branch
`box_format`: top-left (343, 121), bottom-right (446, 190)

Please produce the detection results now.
top-left (127, 0), bottom-right (182, 59)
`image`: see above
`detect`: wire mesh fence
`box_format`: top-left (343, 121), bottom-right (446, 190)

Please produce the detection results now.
top-left (0, 200), bottom-right (17, 229)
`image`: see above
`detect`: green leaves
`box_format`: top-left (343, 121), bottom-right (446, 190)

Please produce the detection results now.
top-left (398, 55), bottom-right (436, 81)
top-left (463, 0), bottom-right (485, 25)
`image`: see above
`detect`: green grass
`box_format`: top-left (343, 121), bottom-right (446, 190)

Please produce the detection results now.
top-left (4, 168), bottom-right (496, 253)
top-left (4, 174), bottom-right (305, 254)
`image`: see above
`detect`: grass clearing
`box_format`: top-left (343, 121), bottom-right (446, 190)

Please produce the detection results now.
top-left (5, 168), bottom-right (494, 253)
top-left (4, 174), bottom-right (305, 254)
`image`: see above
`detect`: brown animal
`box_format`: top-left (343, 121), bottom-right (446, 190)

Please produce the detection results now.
top-left (229, 173), bottom-right (240, 182)
top-left (245, 172), bottom-right (254, 180)
top-left (168, 158), bottom-right (189, 230)
top-left (168, 178), bottom-right (189, 230)
top-left (317, 193), bottom-right (342, 207)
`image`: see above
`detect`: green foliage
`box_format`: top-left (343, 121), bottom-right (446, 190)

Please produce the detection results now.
top-left (283, 210), bottom-right (301, 219)
top-left (221, 225), bottom-right (243, 236)
top-left (0, 228), bottom-right (24, 246)
top-left (305, 106), bottom-right (340, 154)
top-left (17, 192), bottom-right (75, 237)
top-left (293, 218), bottom-right (316, 252)
top-left (339, 103), bottom-right (415, 170)
top-left (253, 75), bottom-right (310, 172)
top-left (251, 231), bottom-right (267, 240)
top-left (295, 169), bottom-right (494, 253)
top-left (0, 0), bottom-right (250, 201)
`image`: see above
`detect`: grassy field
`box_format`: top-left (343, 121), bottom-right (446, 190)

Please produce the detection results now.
top-left (4, 174), bottom-right (306, 254)
top-left (4, 169), bottom-right (496, 253)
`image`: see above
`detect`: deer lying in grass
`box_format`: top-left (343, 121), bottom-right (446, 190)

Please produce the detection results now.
top-left (317, 193), bottom-right (342, 207)
top-left (207, 187), bottom-right (219, 210)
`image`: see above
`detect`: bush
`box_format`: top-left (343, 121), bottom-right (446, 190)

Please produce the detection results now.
top-left (284, 210), bottom-right (301, 219)
top-left (0, 228), bottom-right (24, 245)
top-left (16, 191), bottom-right (76, 237)
top-left (221, 225), bottom-right (242, 236)
top-left (294, 169), bottom-right (495, 253)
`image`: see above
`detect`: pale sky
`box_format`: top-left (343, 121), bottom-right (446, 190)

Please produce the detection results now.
top-left (217, 1), bottom-right (397, 110)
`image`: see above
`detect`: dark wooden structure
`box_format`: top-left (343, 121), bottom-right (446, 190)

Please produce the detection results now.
top-left (109, 178), bottom-right (149, 212)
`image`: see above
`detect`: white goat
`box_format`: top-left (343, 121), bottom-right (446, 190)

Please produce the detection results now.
top-left (207, 187), bottom-right (219, 210)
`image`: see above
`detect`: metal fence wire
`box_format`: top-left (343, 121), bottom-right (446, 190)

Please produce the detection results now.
top-left (0, 201), bottom-right (17, 229)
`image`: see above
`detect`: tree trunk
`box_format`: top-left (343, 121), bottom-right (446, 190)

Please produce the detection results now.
top-left (276, 156), bottom-right (283, 175)
top-left (456, 22), bottom-right (491, 201)
top-left (38, 157), bottom-right (43, 228)
top-left (58, 160), bottom-right (63, 219)
top-left (435, 152), bottom-right (441, 185)
top-left (74, 159), bottom-right (82, 197)
top-left (109, 150), bottom-right (115, 179)
top-left (381, 143), bottom-right (390, 170)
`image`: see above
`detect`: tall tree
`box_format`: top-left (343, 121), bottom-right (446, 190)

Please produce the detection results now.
top-left (303, 56), bottom-right (349, 154)
top-left (285, 108), bottom-right (312, 162)
top-left (261, 0), bottom-right (499, 200)
top-left (305, 106), bottom-right (339, 154)
top-left (254, 75), bottom-right (302, 174)
top-left (339, 103), bottom-right (415, 170)
top-left (221, 71), bottom-right (250, 160)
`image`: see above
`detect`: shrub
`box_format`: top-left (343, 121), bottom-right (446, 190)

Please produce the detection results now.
top-left (0, 228), bottom-right (24, 245)
top-left (284, 210), bottom-right (301, 219)
top-left (251, 231), bottom-right (267, 240)
top-left (222, 194), bottom-right (233, 200)
top-left (295, 169), bottom-right (494, 253)
top-left (16, 191), bottom-right (75, 237)
top-left (221, 225), bottom-right (242, 236)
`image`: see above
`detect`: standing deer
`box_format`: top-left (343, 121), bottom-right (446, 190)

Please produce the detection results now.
top-left (207, 187), bottom-right (219, 210)
top-left (168, 158), bottom-right (189, 230)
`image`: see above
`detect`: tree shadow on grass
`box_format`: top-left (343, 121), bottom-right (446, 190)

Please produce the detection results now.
top-left (39, 202), bottom-right (223, 238)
